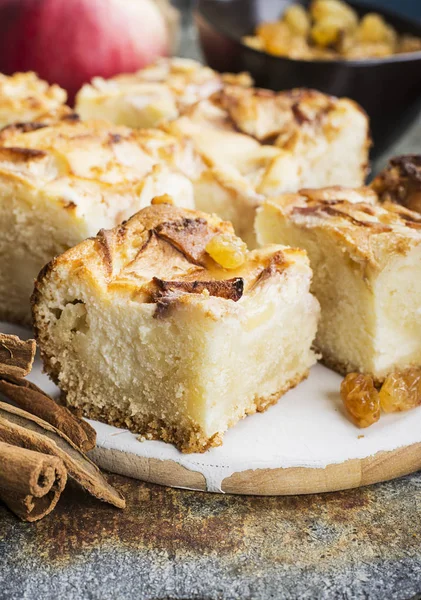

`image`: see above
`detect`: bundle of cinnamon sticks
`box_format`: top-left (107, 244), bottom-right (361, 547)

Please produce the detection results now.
top-left (0, 332), bottom-right (125, 521)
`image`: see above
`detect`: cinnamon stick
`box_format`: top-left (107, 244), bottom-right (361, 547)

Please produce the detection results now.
top-left (0, 377), bottom-right (96, 452)
top-left (0, 334), bottom-right (36, 378)
top-left (0, 441), bottom-right (67, 522)
top-left (0, 402), bottom-right (125, 509)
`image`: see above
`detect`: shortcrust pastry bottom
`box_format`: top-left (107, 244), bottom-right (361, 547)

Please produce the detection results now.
top-left (66, 370), bottom-right (310, 454)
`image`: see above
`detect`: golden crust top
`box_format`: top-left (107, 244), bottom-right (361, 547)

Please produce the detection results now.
top-left (0, 112), bottom-right (199, 228)
top-left (372, 155), bottom-right (421, 214)
top-left (0, 113), bottom-right (196, 192)
top-left (76, 58), bottom-right (252, 114)
top-left (164, 98), bottom-right (279, 182)
top-left (0, 106), bottom-right (79, 140)
top-left (218, 86), bottom-right (349, 142)
top-left (164, 84), bottom-right (369, 195)
top-left (180, 84), bottom-right (368, 148)
top-left (265, 187), bottom-right (421, 267)
top-left (0, 72), bottom-right (67, 126)
top-left (35, 201), bottom-right (306, 312)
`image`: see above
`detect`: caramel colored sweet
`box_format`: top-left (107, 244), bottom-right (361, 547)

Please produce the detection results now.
top-left (205, 233), bottom-right (247, 269)
top-left (256, 186), bottom-right (421, 382)
top-left (340, 373), bottom-right (380, 428)
top-left (379, 368), bottom-right (421, 413)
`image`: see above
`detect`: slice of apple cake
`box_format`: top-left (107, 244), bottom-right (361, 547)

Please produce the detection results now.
top-left (0, 114), bottom-right (195, 325)
top-left (256, 188), bottom-right (421, 382)
top-left (32, 200), bottom-right (319, 453)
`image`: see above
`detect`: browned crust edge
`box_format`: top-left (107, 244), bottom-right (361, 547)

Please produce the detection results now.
top-left (63, 369), bottom-right (310, 454)
top-left (30, 257), bottom-right (58, 354)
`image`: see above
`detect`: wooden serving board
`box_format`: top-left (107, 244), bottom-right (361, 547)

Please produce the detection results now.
top-left (4, 322), bottom-right (421, 495)
top-left (89, 439), bottom-right (421, 496)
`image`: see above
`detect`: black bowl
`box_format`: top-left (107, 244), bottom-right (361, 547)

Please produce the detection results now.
top-left (195, 0), bottom-right (421, 158)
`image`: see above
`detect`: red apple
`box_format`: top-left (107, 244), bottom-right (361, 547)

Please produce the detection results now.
top-left (0, 0), bottom-right (170, 103)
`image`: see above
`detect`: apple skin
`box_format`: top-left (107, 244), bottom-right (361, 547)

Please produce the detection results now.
top-left (0, 0), bottom-right (170, 103)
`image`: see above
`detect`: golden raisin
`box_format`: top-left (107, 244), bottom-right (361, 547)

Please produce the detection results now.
top-left (340, 373), bottom-right (380, 428)
top-left (206, 233), bottom-right (247, 269)
top-left (256, 21), bottom-right (286, 44)
top-left (256, 21), bottom-right (292, 56)
top-left (151, 194), bottom-right (174, 206)
top-left (311, 18), bottom-right (343, 47)
top-left (358, 13), bottom-right (395, 45)
top-left (283, 5), bottom-right (311, 36)
top-left (379, 368), bottom-right (421, 413)
top-left (310, 0), bottom-right (358, 29)
top-left (243, 35), bottom-right (264, 51)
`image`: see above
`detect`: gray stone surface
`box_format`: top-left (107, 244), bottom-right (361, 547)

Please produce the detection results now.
top-left (1, 474), bottom-right (421, 600)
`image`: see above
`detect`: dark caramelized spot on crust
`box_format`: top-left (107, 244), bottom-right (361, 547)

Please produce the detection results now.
top-left (356, 205), bottom-right (377, 216)
top-left (116, 223), bottom-right (128, 239)
top-left (96, 229), bottom-right (116, 278)
top-left (322, 206), bottom-right (392, 232)
top-left (404, 221), bottom-right (421, 230)
top-left (292, 102), bottom-right (311, 125)
top-left (252, 251), bottom-right (288, 288)
top-left (292, 203), bottom-right (392, 233)
top-left (219, 86), bottom-right (337, 142)
top-left (153, 277), bottom-right (244, 301)
top-left (292, 204), bottom-right (324, 218)
top-left (152, 276), bottom-right (244, 318)
top-left (300, 186), bottom-right (377, 205)
top-left (63, 200), bottom-right (77, 211)
top-left (154, 218), bottom-right (217, 264)
top-left (109, 133), bottom-right (122, 144)
top-left (60, 112), bottom-right (80, 122)
top-left (0, 122), bottom-right (47, 136)
top-left (0, 109), bottom-right (79, 144)
top-left (0, 146), bottom-right (47, 161)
